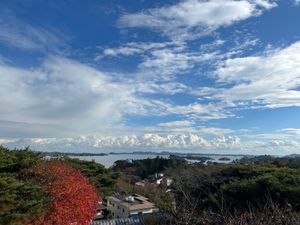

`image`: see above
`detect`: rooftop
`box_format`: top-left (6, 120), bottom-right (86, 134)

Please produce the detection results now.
top-left (92, 212), bottom-right (165, 225)
top-left (107, 194), bottom-right (156, 211)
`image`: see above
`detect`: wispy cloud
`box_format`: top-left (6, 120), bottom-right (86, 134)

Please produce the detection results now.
top-left (212, 41), bottom-right (300, 109)
top-left (0, 55), bottom-right (232, 138)
top-left (0, 56), bottom-right (147, 137)
top-left (119, 0), bottom-right (277, 41)
top-left (158, 120), bottom-right (194, 127)
top-left (0, 10), bottom-right (67, 52)
top-left (294, 0), bottom-right (300, 5)
top-left (96, 41), bottom-right (171, 60)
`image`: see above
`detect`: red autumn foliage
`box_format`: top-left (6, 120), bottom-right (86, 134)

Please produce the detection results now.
top-left (28, 161), bottom-right (99, 225)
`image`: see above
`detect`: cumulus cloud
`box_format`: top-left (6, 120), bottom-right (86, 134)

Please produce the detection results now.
top-left (119, 0), bottom-right (277, 40)
top-left (3, 129), bottom-right (300, 155)
top-left (2, 133), bottom-right (240, 151)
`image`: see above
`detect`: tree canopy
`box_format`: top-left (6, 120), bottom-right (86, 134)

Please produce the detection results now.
top-left (0, 146), bottom-right (100, 225)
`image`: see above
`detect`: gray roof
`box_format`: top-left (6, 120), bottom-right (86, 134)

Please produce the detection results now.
top-left (107, 194), bottom-right (156, 211)
top-left (91, 212), bottom-right (166, 225)
top-left (91, 217), bottom-right (142, 225)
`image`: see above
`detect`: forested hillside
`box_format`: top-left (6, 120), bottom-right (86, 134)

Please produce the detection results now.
top-left (110, 156), bottom-right (300, 225)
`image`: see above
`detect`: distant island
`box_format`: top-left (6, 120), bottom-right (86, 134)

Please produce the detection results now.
top-left (109, 151), bottom-right (249, 157)
top-left (218, 157), bottom-right (231, 161)
top-left (39, 151), bottom-right (108, 157)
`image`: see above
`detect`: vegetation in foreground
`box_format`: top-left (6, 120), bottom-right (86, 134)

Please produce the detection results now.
top-left (0, 146), bottom-right (101, 225)
top-left (111, 156), bottom-right (300, 225)
top-left (167, 163), bottom-right (300, 225)
top-left (2, 146), bottom-right (300, 225)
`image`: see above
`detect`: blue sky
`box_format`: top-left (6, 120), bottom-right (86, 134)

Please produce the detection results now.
top-left (1, 0), bottom-right (300, 154)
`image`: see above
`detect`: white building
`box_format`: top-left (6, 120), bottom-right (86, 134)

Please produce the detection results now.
top-left (107, 194), bottom-right (158, 218)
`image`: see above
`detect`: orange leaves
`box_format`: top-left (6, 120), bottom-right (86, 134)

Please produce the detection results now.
top-left (28, 161), bottom-right (99, 225)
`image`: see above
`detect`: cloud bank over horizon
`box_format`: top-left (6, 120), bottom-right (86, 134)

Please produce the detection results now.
top-left (2, 128), bottom-right (300, 155)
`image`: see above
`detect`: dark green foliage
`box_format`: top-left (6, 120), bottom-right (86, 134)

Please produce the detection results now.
top-left (171, 163), bottom-right (300, 213)
top-left (168, 163), bottom-right (300, 224)
top-left (113, 156), bottom-right (186, 179)
top-left (221, 165), bottom-right (300, 209)
top-left (63, 157), bottom-right (120, 197)
top-left (0, 146), bottom-right (49, 225)
top-left (0, 173), bottom-right (49, 225)
top-left (0, 146), bottom-right (42, 174)
top-left (239, 155), bottom-right (300, 169)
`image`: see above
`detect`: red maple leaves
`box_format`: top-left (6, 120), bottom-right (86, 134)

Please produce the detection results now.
top-left (28, 161), bottom-right (99, 225)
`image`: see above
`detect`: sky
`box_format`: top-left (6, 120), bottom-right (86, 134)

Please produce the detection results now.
top-left (0, 0), bottom-right (300, 154)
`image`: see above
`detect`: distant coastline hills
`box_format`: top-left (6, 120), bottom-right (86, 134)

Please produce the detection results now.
top-left (37, 150), bottom-right (300, 158)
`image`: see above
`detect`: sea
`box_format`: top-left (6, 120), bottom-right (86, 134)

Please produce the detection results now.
top-left (71, 153), bottom-right (244, 168)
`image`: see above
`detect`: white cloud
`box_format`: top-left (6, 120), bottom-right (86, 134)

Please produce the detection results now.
top-left (0, 55), bottom-right (234, 138)
top-left (96, 41), bottom-right (171, 60)
top-left (213, 41), bottom-right (300, 109)
top-left (0, 56), bottom-right (151, 137)
top-left (294, 0), bottom-right (300, 5)
top-left (3, 129), bottom-right (299, 155)
top-left (135, 81), bottom-right (188, 95)
top-left (158, 120), bottom-right (194, 127)
top-left (199, 127), bottom-right (233, 136)
top-left (119, 0), bottom-right (276, 40)
top-left (2, 133), bottom-right (240, 151)
top-left (139, 48), bottom-right (216, 79)
top-left (278, 128), bottom-right (300, 135)
top-left (102, 47), bottom-right (141, 57)
top-left (99, 41), bottom-right (217, 80)
top-left (162, 101), bottom-right (234, 120)
top-left (0, 10), bottom-right (66, 51)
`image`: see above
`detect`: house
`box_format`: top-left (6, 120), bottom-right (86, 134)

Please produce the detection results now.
top-left (155, 177), bottom-right (173, 187)
top-left (106, 194), bottom-right (158, 218)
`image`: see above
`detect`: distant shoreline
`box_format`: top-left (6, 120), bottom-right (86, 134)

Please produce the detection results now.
top-left (39, 150), bottom-right (250, 157)
top-left (39, 151), bottom-right (108, 157)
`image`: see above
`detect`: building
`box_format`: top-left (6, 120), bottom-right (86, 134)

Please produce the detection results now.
top-left (107, 194), bottom-right (158, 218)
top-left (155, 177), bottom-right (172, 187)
